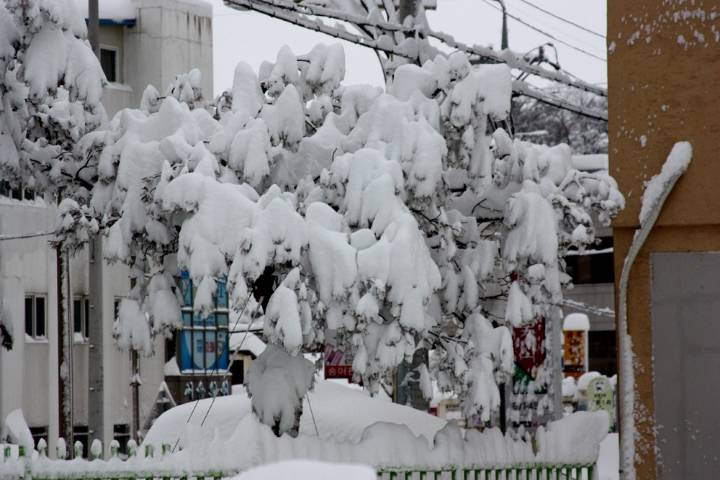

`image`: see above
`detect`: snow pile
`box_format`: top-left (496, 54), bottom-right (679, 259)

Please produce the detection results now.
top-left (143, 379), bottom-right (446, 449)
top-left (535, 411), bottom-right (609, 464)
top-left (639, 141), bottom-right (692, 225)
top-left (246, 345), bottom-right (315, 437)
top-left (2, 410), bottom-right (34, 453)
top-left (231, 461), bottom-right (375, 480)
top-left (140, 380), bottom-right (604, 471)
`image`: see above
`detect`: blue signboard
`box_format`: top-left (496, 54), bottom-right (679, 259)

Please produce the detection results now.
top-left (178, 272), bottom-right (230, 372)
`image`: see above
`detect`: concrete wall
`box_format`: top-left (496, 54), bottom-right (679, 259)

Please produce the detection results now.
top-left (100, 0), bottom-right (213, 118)
top-left (609, 1), bottom-right (720, 477)
top-left (0, 198), bottom-right (166, 455)
top-left (124, 0), bottom-right (213, 108)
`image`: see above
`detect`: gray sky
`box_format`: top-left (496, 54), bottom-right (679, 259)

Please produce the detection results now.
top-left (209, 0), bottom-right (607, 96)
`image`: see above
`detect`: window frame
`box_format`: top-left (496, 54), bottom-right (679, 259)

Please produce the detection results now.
top-left (99, 44), bottom-right (120, 83)
top-left (24, 294), bottom-right (47, 340)
top-left (73, 295), bottom-right (90, 341)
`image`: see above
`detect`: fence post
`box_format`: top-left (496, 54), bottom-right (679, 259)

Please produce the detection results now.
top-left (110, 439), bottom-right (120, 458)
top-left (74, 440), bottom-right (83, 459)
top-left (37, 438), bottom-right (47, 458)
top-left (57, 438), bottom-right (67, 460)
top-left (90, 439), bottom-right (103, 460)
top-left (127, 439), bottom-right (138, 458)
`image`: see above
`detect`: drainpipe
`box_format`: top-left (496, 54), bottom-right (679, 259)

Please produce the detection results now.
top-left (617, 142), bottom-right (692, 480)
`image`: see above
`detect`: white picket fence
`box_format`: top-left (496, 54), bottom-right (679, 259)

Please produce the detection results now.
top-left (0, 442), bottom-right (596, 480)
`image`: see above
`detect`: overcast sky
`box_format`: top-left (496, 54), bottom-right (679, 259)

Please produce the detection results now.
top-left (208, 0), bottom-right (607, 96)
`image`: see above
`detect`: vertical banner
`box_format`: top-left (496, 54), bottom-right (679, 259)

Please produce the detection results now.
top-left (513, 317), bottom-right (547, 382)
top-left (563, 330), bottom-right (587, 378)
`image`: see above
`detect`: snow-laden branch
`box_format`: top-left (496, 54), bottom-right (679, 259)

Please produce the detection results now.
top-left (561, 299), bottom-right (614, 319)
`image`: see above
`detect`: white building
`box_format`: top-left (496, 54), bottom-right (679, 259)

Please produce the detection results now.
top-left (0, 0), bottom-right (213, 458)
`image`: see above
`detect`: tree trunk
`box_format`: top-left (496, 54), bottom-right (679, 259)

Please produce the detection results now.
top-left (57, 245), bottom-right (74, 454)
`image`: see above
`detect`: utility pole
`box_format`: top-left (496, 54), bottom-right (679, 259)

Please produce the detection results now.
top-left (86, 0), bottom-right (105, 457)
top-left (494, 0), bottom-right (509, 50)
top-left (131, 351), bottom-right (140, 440)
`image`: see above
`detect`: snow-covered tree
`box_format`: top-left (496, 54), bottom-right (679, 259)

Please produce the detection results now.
top-left (0, 0), bottom-right (105, 205)
top-left (87, 44), bottom-right (623, 436)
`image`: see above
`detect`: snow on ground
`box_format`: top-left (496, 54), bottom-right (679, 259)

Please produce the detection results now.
top-left (2, 409), bottom-right (34, 452)
top-left (231, 460), bottom-right (375, 480)
top-left (598, 433), bottom-right (619, 480)
top-left (144, 378), bottom-right (447, 449)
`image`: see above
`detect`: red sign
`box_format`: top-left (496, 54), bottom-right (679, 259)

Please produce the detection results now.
top-left (512, 317), bottom-right (546, 379)
top-left (324, 365), bottom-right (353, 379)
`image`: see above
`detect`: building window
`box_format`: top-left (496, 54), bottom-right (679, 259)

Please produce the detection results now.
top-left (588, 330), bottom-right (617, 376)
top-left (113, 424), bottom-right (130, 455)
top-left (565, 237), bottom-right (614, 284)
top-left (0, 180), bottom-right (36, 201)
top-left (73, 296), bottom-right (90, 340)
top-left (25, 295), bottom-right (46, 339)
top-left (230, 358), bottom-right (244, 386)
top-left (100, 47), bottom-right (118, 83)
top-left (177, 272), bottom-right (230, 373)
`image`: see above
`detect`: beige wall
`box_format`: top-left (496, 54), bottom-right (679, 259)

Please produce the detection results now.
top-left (609, 0), bottom-right (720, 477)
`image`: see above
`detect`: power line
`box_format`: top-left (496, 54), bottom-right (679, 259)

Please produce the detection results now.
top-left (0, 230), bottom-right (56, 241)
top-left (516, 0), bottom-right (605, 40)
top-left (226, 0), bottom-right (607, 97)
top-left (480, 0), bottom-right (606, 62)
top-left (223, 0), bottom-right (608, 120)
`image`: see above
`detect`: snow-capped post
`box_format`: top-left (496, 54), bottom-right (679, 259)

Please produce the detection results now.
top-left (56, 438), bottom-right (67, 460)
top-left (37, 438), bottom-right (47, 458)
top-left (127, 439), bottom-right (138, 458)
top-left (87, 40), bottom-right (622, 436)
top-left (74, 440), bottom-right (83, 459)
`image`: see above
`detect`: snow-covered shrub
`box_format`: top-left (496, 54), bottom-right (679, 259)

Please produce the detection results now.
top-left (87, 43), bottom-right (623, 435)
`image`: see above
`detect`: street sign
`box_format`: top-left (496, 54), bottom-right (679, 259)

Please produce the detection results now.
top-left (587, 376), bottom-right (615, 429)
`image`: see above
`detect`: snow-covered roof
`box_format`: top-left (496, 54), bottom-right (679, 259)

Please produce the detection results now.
top-left (70, 0), bottom-right (212, 24)
top-left (572, 154), bottom-right (608, 172)
top-left (564, 313), bottom-right (590, 331)
top-left (71, 0), bottom-right (137, 23)
top-left (230, 331), bottom-right (266, 357)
